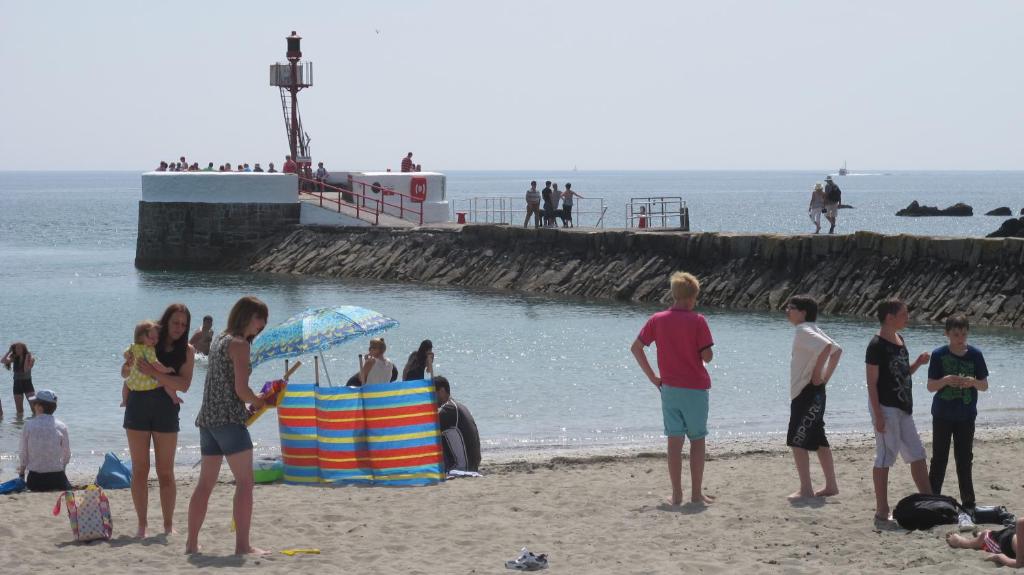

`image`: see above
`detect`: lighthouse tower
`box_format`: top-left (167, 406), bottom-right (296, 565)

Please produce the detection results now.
top-left (269, 31), bottom-right (313, 168)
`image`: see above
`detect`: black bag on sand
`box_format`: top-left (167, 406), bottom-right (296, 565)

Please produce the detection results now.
top-left (973, 505), bottom-right (1017, 526)
top-left (893, 494), bottom-right (964, 530)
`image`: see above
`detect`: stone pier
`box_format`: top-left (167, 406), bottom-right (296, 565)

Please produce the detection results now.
top-left (245, 225), bottom-right (1024, 327)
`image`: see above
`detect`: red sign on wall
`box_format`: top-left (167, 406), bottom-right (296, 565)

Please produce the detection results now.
top-left (410, 177), bottom-right (427, 203)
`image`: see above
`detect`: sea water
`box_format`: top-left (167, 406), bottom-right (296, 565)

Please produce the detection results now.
top-left (1, 171), bottom-right (1023, 474)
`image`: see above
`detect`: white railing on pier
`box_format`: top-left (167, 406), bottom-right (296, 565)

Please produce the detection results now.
top-left (450, 197), bottom-right (607, 228)
top-left (626, 197), bottom-right (690, 230)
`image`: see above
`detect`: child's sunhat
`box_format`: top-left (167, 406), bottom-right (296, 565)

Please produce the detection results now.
top-left (31, 389), bottom-right (58, 404)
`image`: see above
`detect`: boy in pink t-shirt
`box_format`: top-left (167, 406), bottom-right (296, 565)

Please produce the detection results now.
top-left (631, 271), bottom-right (716, 506)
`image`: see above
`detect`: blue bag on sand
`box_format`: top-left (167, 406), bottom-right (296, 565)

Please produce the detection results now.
top-left (0, 477), bottom-right (27, 494)
top-left (96, 452), bottom-right (132, 489)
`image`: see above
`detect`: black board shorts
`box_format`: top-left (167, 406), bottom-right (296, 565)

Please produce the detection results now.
top-left (123, 388), bottom-right (180, 433)
top-left (787, 384), bottom-right (829, 451)
top-left (13, 377), bottom-right (34, 396)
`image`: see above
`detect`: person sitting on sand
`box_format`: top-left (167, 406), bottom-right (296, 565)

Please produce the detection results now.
top-left (784, 295), bottom-right (842, 501)
top-left (359, 338), bottom-right (397, 385)
top-left (189, 315), bottom-right (215, 356)
top-left (434, 375), bottom-right (481, 473)
top-left (631, 271), bottom-right (716, 506)
top-left (18, 389), bottom-right (71, 492)
top-left (947, 517), bottom-right (1024, 568)
top-left (121, 321), bottom-right (179, 408)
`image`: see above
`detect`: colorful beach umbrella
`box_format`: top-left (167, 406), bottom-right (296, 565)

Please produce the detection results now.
top-left (250, 305), bottom-right (399, 368)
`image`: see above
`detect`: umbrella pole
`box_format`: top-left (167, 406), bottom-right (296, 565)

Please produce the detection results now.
top-left (314, 355), bottom-right (320, 386)
top-left (320, 351), bottom-right (334, 387)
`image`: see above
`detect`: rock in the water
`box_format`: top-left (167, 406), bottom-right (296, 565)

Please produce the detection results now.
top-left (986, 207), bottom-right (1012, 216)
top-left (896, 201), bottom-right (973, 217)
top-left (987, 217), bottom-right (1024, 238)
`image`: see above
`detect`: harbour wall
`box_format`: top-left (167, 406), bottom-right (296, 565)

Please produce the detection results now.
top-left (246, 225), bottom-right (1024, 328)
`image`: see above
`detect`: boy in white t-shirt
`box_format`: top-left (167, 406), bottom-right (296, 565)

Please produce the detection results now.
top-left (785, 295), bottom-right (843, 501)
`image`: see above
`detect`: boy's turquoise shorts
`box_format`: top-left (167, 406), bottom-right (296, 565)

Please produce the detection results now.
top-left (660, 386), bottom-right (709, 440)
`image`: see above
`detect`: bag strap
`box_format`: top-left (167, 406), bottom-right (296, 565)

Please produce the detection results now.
top-left (52, 492), bottom-right (66, 516)
top-left (97, 489), bottom-right (113, 538)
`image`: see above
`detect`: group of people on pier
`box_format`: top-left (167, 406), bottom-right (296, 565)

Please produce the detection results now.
top-left (523, 180), bottom-right (585, 228)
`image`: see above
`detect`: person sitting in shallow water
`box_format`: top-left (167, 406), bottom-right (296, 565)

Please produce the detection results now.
top-left (189, 315), bottom-right (215, 356)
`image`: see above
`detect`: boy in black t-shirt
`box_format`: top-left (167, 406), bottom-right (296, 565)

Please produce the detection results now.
top-left (865, 298), bottom-right (933, 526)
top-left (927, 313), bottom-right (989, 510)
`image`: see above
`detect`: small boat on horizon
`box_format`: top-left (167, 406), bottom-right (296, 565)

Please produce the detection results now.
top-left (838, 161), bottom-right (848, 176)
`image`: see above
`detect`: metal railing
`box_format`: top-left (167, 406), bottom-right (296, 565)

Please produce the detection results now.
top-left (298, 175), bottom-right (426, 226)
top-left (626, 197), bottom-right (689, 230)
top-left (449, 196), bottom-right (607, 228)
top-left (298, 176), bottom-right (381, 225)
top-left (347, 176), bottom-right (425, 225)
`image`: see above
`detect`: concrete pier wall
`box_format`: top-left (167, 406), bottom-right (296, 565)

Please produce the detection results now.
top-left (245, 225), bottom-right (1024, 327)
top-left (135, 172), bottom-right (300, 270)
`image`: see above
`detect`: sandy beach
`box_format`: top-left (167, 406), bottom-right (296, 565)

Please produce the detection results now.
top-left (3, 429), bottom-right (1022, 574)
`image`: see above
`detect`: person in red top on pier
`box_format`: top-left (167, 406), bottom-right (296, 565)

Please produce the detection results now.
top-left (282, 155), bottom-right (298, 174)
top-left (401, 152), bottom-right (414, 173)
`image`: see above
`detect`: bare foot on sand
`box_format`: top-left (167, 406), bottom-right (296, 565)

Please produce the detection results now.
top-left (666, 495), bottom-right (683, 506)
top-left (787, 489), bottom-right (816, 501)
top-left (164, 526), bottom-right (178, 536)
top-left (135, 524), bottom-right (148, 539)
top-left (946, 532), bottom-right (979, 549)
top-left (815, 487), bottom-right (839, 497)
top-left (236, 547), bottom-right (270, 556)
top-left (693, 493), bottom-right (715, 505)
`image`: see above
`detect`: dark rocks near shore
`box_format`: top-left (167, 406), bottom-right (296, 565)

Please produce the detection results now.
top-left (244, 225), bottom-right (1024, 328)
top-left (987, 217), bottom-right (1024, 239)
top-left (986, 207), bottom-right (1013, 216)
top-left (896, 201), bottom-right (973, 217)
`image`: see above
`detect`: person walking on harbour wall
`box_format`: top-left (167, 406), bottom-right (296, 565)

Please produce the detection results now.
top-left (631, 272), bottom-right (716, 507)
top-left (401, 152), bottom-right (414, 173)
top-left (808, 182), bottom-right (826, 234)
top-left (541, 181), bottom-right (557, 228)
top-left (560, 183), bottom-right (583, 227)
top-left (523, 181), bottom-right (542, 228)
top-left (824, 175), bottom-right (842, 234)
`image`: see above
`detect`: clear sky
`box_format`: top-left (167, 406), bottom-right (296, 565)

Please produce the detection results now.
top-left (1, 0), bottom-right (1021, 171)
